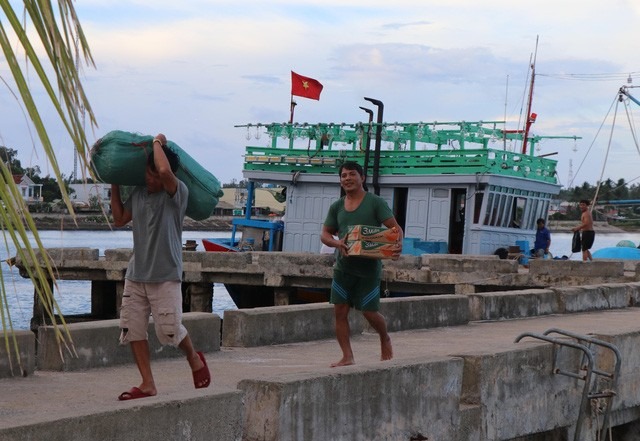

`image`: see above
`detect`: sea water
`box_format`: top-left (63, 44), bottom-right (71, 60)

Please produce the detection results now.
top-left (1, 230), bottom-right (238, 331)
top-left (4, 230), bottom-right (640, 331)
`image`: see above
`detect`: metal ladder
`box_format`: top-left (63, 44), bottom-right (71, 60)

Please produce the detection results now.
top-left (515, 328), bottom-right (621, 441)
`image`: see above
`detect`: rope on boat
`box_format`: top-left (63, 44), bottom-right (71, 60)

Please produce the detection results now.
top-left (592, 97), bottom-right (620, 209)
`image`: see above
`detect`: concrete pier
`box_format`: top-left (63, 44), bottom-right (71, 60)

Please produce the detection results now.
top-left (3, 281), bottom-right (640, 440)
top-left (12, 249), bottom-right (640, 327)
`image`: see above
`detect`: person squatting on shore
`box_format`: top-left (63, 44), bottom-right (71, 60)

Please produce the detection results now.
top-left (533, 218), bottom-right (551, 258)
top-left (572, 199), bottom-right (595, 262)
top-left (320, 161), bottom-right (403, 367)
top-left (111, 133), bottom-right (210, 401)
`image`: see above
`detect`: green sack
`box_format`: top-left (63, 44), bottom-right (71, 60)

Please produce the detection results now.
top-left (90, 130), bottom-right (224, 220)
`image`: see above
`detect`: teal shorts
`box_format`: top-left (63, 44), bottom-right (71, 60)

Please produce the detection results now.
top-left (330, 269), bottom-right (381, 311)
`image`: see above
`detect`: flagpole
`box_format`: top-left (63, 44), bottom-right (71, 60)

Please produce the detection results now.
top-left (289, 95), bottom-right (296, 123)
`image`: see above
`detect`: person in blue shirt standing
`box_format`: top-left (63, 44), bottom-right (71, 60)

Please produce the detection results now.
top-left (533, 218), bottom-right (551, 258)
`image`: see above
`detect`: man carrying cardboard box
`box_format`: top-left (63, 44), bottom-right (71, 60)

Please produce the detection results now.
top-left (320, 161), bottom-right (403, 367)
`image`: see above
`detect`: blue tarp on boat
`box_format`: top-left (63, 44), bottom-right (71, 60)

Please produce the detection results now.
top-left (592, 247), bottom-right (640, 260)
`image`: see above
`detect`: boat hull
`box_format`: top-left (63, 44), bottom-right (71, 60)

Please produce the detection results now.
top-left (225, 284), bottom-right (329, 309)
top-left (202, 238), bottom-right (238, 252)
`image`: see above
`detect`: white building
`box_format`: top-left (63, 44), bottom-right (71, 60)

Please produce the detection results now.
top-left (12, 174), bottom-right (43, 204)
top-left (69, 183), bottom-right (111, 209)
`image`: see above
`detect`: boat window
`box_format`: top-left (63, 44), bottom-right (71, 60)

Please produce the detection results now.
top-left (433, 188), bottom-right (449, 198)
top-left (537, 199), bottom-right (549, 223)
top-left (473, 192), bottom-right (484, 224)
top-left (510, 197), bottom-right (526, 228)
top-left (495, 194), bottom-right (508, 227)
top-left (524, 197), bottom-right (535, 229)
top-left (483, 193), bottom-right (495, 225)
top-left (498, 195), bottom-right (513, 227)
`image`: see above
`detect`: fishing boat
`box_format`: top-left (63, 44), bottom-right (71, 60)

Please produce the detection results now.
top-left (215, 112), bottom-right (578, 309)
top-left (233, 114), bottom-right (577, 258)
top-left (201, 238), bottom-right (239, 252)
top-left (213, 55), bottom-right (581, 308)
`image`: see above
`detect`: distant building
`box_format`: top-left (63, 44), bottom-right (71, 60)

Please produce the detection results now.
top-left (69, 183), bottom-right (111, 210)
top-left (213, 187), bottom-right (286, 217)
top-left (13, 174), bottom-right (43, 204)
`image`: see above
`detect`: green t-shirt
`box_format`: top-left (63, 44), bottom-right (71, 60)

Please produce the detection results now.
top-left (323, 192), bottom-right (394, 277)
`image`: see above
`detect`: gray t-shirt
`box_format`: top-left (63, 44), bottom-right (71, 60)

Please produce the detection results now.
top-left (124, 180), bottom-right (188, 282)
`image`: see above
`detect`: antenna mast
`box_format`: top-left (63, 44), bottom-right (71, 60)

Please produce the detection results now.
top-left (522, 36), bottom-right (539, 155)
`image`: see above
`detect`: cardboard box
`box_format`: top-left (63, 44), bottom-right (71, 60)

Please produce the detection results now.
top-left (347, 240), bottom-right (396, 259)
top-left (347, 225), bottom-right (400, 243)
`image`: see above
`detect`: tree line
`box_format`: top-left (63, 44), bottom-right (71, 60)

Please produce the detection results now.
top-left (555, 178), bottom-right (640, 222)
top-left (4, 142), bottom-right (637, 221)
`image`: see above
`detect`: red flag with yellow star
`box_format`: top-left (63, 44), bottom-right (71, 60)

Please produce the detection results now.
top-left (291, 71), bottom-right (323, 100)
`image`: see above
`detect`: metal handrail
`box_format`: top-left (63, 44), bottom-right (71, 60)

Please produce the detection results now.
top-left (543, 328), bottom-right (620, 440)
top-left (515, 332), bottom-right (595, 441)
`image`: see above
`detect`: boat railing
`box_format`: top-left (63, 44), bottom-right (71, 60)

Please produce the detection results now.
top-left (239, 120), bottom-right (569, 182)
top-left (243, 145), bottom-right (558, 183)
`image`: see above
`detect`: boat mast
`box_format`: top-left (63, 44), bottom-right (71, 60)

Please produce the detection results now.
top-left (522, 36), bottom-right (539, 155)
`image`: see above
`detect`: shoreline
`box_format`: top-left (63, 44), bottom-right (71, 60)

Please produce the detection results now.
top-left (28, 213), bottom-right (234, 232)
top-left (547, 220), bottom-right (629, 234)
top-left (27, 215), bottom-right (635, 234)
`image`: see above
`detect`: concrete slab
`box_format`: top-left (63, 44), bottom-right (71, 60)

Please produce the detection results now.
top-left (37, 312), bottom-right (220, 371)
top-left (222, 303), bottom-right (364, 347)
top-left (0, 330), bottom-right (35, 379)
top-left (1, 385), bottom-right (243, 441)
top-left (3, 308), bottom-right (640, 440)
top-left (222, 295), bottom-right (469, 347)
top-left (239, 356), bottom-right (464, 441)
top-left (468, 289), bottom-right (558, 321)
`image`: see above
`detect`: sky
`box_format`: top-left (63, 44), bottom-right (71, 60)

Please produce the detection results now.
top-left (2, 0), bottom-right (640, 189)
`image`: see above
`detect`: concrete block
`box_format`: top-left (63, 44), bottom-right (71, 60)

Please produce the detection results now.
top-left (0, 389), bottom-right (243, 441)
top-left (626, 282), bottom-right (640, 306)
top-left (199, 251), bottom-right (253, 270)
top-left (555, 285), bottom-right (628, 313)
top-left (104, 248), bottom-right (133, 261)
top-left (382, 254), bottom-right (422, 269)
top-left (530, 259), bottom-right (624, 278)
top-left (457, 344), bottom-right (584, 440)
top-left (424, 254), bottom-right (517, 273)
top-left (383, 267), bottom-right (431, 283)
top-left (38, 312), bottom-right (220, 371)
top-left (589, 330), bottom-right (640, 414)
top-left (238, 357), bottom-right (464, 441)
top-left (0, 330), bottom-right (35, 378)
top-left (468, 289), bottom-right (559, 321)
top-left (16, 247), bottom-right (100, 267)
top-left (253, 251), bottom-right (335, 268)
top-left (44, 247), bottom-right (100, 262)
top-left (379, 295), bottom-right (469, 332)
top-left (222, 303), bottom-right (365, 347)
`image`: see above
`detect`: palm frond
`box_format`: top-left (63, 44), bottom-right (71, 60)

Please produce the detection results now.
top-left (0, 0), bottom-right (97, 374)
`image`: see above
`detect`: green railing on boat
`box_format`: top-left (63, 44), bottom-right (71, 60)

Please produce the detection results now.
top-left (239, 121), bottom-right (576, 184)
top-left (243, 146), bottom-right (558, 183)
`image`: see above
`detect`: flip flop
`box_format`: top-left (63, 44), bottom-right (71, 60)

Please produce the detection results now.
top-left (118, 387), bottom-right (153, 401)
top-left (192, 351), bottom-right (211, 389)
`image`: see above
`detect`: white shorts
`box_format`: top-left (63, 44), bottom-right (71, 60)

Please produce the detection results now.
top-left (119, 280), bottom-right (187, 346)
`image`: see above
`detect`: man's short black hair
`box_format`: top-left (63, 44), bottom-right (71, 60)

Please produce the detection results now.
top-left (536, 218), bottom-right (545, 224)
top-left (148, 145), bottom-right (180, 173)
top-left (579, 199), bottom-right (591, 206)
top-left (338, 161), bottom-right (364, 177)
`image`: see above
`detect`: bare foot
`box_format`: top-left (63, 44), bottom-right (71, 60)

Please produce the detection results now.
top-left (381, 335), bottom-right (393, 361)
top-left (330, 357), bottom-right (355, 368)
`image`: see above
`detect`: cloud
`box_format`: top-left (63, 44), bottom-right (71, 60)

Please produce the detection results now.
top-left (381, 20), bottom-right (432, 30)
